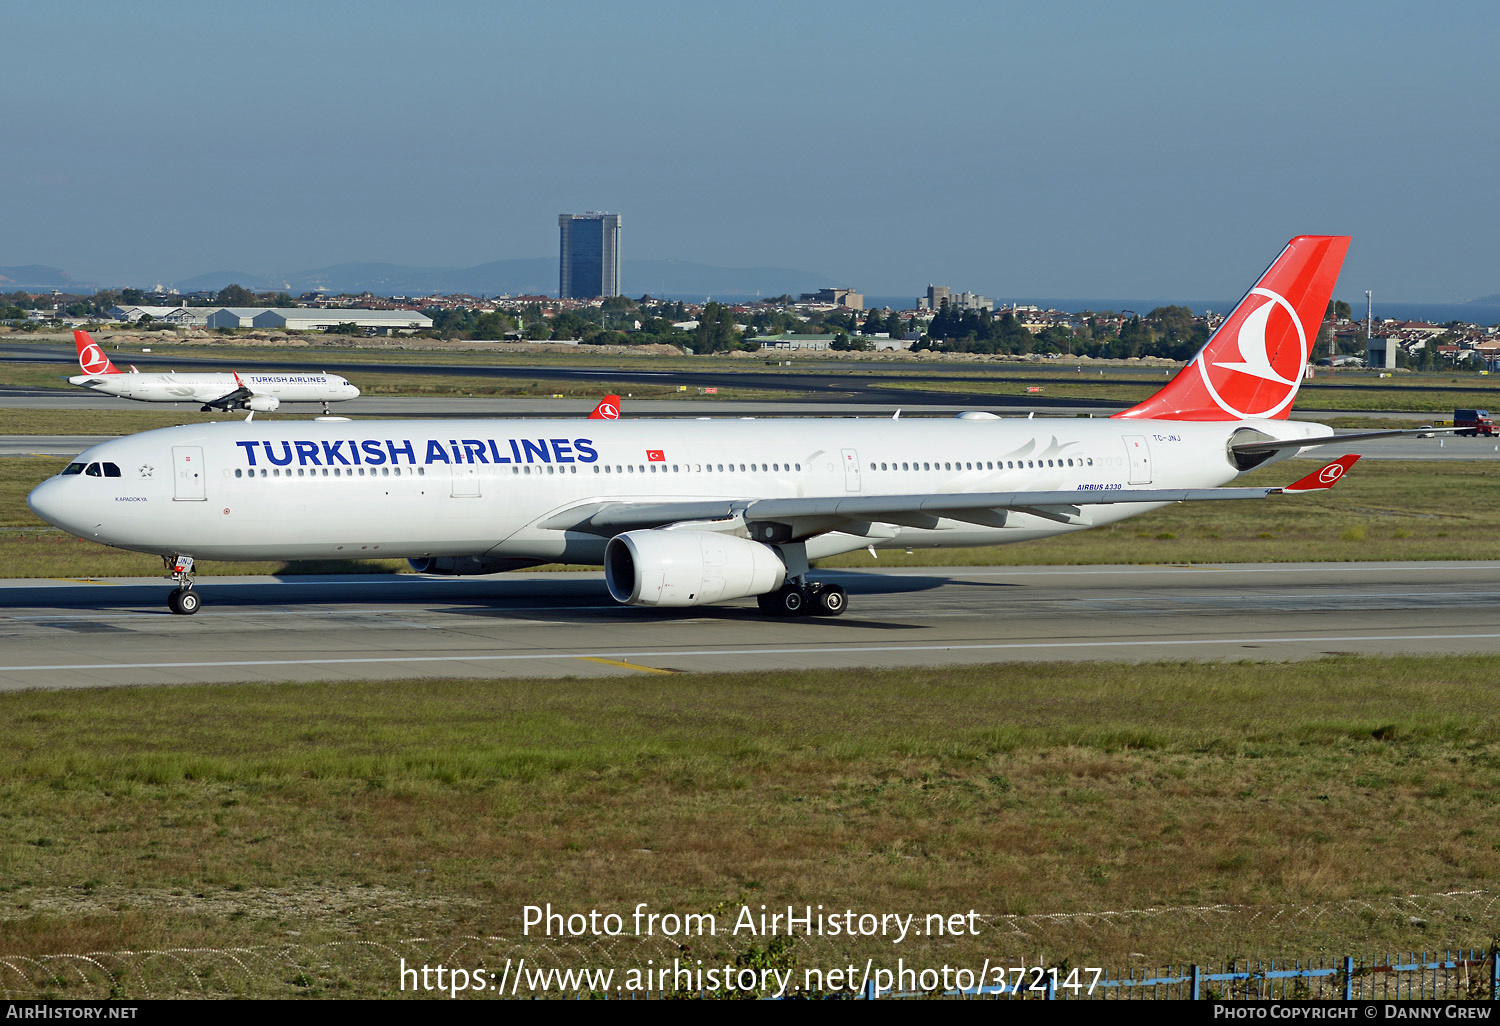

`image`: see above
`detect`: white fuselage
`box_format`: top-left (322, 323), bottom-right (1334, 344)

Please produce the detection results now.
top-left (68, 371), bottom-right (359, 406)
top-left (26, 415), bottom-right (1325, 564)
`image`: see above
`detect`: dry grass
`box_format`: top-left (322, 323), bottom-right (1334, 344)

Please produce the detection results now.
top-left (1, 656), bottom-right (1498, 993)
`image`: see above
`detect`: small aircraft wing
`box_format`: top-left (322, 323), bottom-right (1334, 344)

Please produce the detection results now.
top-left (199, 372), bottom-right (254, 411)
top-left (539, 456), bottom-right (1361, 540)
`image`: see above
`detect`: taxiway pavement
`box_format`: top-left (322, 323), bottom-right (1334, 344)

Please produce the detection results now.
top-left (2, 561), bottom-right (1498, 690)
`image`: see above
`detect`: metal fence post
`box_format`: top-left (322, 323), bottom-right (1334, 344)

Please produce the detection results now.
top-left (1344, 956), bottom-right (1354, 1001)
top-left (1191, 964), bottom-right (1201, 1000)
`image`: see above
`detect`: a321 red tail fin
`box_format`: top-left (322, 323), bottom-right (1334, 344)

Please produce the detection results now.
top-left (589, 395), bottom-right (622, 420)
top-left (1113, 235), bottom-right (1351, 421)
top-left (73, 330), bottom-right (121, 376)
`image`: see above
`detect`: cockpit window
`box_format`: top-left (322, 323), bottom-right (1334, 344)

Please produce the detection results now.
top-left (61, 463), bottom-right (85, 476)
top-left (102, 462), bottom-right (121, 477)
top-left (85, 463), bottom-right (102, 477)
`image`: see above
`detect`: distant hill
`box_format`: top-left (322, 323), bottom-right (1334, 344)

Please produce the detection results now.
top-left (0, 265), bottom-right (99, 291)
top-left (170, 257), bottom-right (833, 299)
top-left (1465, 294), bottom-right (1500, 306)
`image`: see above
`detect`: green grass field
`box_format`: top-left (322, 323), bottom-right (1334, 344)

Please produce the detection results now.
top-left (2, 657), bottom-right (1498, 996)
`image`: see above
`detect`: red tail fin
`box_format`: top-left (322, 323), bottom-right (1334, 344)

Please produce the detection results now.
top-left (74, 330), bottom-right (121, 375)
top-left (589, 394), bottom-right (622, 420)
top-left (1114, 235), bottom-right (1350, 421)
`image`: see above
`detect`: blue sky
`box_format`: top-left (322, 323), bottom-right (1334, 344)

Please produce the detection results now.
top-left (4, 0), bottom-right (1497, 302)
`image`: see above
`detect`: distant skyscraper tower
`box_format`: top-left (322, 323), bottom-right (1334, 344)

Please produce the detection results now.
top-left (558, 212), bottom-right (621, 299)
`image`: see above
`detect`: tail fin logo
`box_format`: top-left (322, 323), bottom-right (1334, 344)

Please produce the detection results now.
top-left (1197, 287), bottom-right (1307, 419)
top-left (590, 395), bottom-right (621, 420)
top-left (79, 343), bottom-right (113, 375)
top-left (1318, 462), bottom-right (1347, 485)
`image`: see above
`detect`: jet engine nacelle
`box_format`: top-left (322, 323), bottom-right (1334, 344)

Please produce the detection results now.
top-left (244, 395), bottom-right (280, 412)
top-left (604, 529), bottom-right (786, 607)
top-left (407, 555), bottom-right (542, 576)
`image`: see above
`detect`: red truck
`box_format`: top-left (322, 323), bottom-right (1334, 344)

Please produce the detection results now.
top-left (1454, 409), bottom-right (1497, 436)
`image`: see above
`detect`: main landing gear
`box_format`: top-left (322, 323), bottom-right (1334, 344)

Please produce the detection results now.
top-left (164, 555), bottom-right (200, 615)
top-left (756, 580), bottom-right (847, 618)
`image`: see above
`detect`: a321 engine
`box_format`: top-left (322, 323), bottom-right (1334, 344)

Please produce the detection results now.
top-left (244, 395), bottom-right (280, 412)
top-left (604, 529), bottom-right (786, 607)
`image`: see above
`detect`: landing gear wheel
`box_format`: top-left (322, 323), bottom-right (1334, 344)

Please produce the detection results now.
top-left (169, 588), bottom-right (201, 615)
top-left (779, 587), bottom-right (807, 616)
top-left (814, 584), bottom-right (847, 617)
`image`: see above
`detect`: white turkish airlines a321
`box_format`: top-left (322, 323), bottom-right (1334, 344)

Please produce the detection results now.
top-left (69, 330), bottom-right (360, 413)
top-left (31, 236), bottom-right (1427, 616)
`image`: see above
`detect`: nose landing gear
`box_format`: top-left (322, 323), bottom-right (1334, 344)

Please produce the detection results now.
top-left (164, 554), bottom-right (200, 615)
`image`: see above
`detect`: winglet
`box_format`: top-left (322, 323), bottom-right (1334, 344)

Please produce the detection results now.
top-left (1279, 454), bottom-right (1360, 493)
top-left (73, 329), bottom-right (121, 375)
top-left (589, 394), bottom-right (622, 420)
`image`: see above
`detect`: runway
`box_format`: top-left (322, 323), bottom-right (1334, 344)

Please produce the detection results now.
top-left (3, 561), bottom-right (1499, 690)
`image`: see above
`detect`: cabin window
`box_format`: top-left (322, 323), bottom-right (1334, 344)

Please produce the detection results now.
top-left (234, 469), bottom-right (242, 478)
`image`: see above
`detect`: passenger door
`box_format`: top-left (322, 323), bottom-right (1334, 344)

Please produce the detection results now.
top-left (1123, 435), bottom-right (1152, 485)
top-left (172, 446), bottom-right (206, 501)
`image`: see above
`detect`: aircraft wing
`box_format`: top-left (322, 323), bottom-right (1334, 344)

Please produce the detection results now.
top-left (1230, 428), bottom-right (1450, 454)
top-left (541, 456), bottom-right (1360, 541)
top-left (200, 385), bottom-right (255, 411)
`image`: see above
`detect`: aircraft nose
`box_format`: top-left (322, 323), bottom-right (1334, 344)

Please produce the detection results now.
top-left (26, 477), bottom-right (71, 530)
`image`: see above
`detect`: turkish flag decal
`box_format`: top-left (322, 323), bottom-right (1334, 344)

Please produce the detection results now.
top-left (646, 450), bottom-right (665, 462)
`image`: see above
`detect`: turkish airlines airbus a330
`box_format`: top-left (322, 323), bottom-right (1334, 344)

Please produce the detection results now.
top-left (31, 236), bottom-right (1427, 616)
top-left (68, 330), bottom-right (360, 413)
